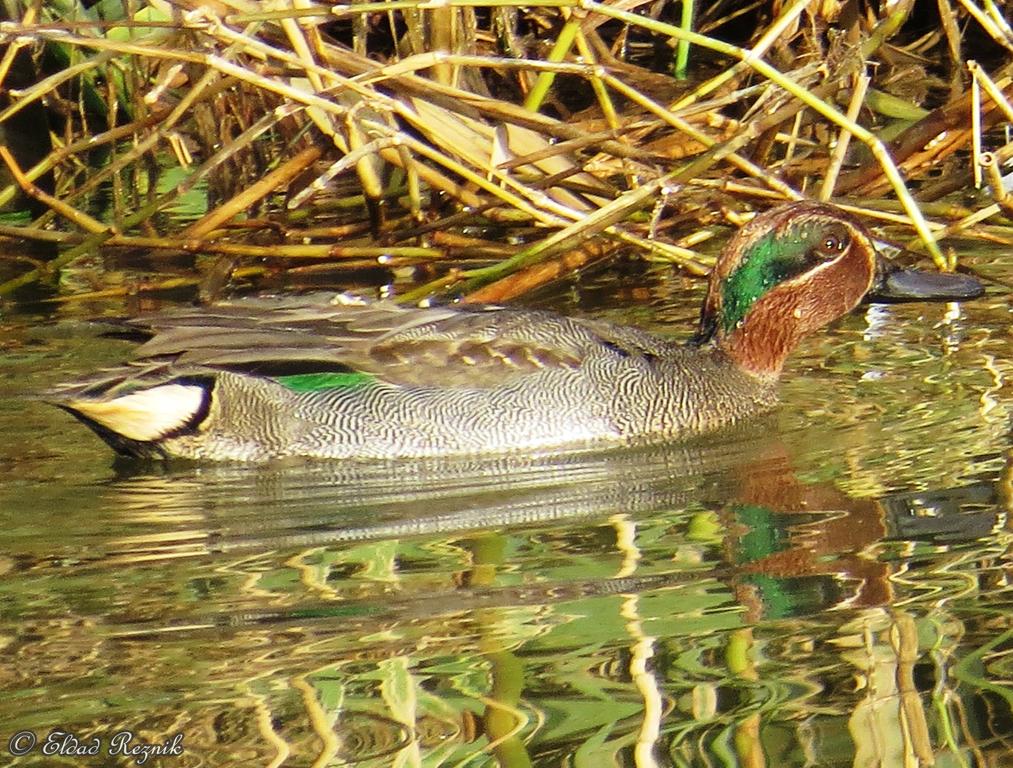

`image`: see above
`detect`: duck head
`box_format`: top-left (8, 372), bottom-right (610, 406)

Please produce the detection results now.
top-left (694, 201), bottom-right (982, 377)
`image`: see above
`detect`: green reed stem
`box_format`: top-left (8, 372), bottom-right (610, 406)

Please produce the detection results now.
top-left (674, 0), bottom-right (694, 80)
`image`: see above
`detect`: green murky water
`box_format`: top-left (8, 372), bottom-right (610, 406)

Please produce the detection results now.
top-left (1, 258), bottom-right (1012, 767)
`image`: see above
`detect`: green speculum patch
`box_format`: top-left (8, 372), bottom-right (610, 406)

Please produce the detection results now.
top-left (720, 230), bottom-right (818, 333)
top-left (274, 371), bottom-right (375, 392)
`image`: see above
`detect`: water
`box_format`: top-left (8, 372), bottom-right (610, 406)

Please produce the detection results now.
top-left (1, 264), bottom-right (1012, 766)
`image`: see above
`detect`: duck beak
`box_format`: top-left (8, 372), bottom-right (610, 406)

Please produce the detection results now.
top-left (867, 259), bottom-right (985, 303)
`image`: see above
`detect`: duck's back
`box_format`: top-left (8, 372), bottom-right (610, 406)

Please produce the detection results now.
top-left (54, 295), bottom-right (778, 460)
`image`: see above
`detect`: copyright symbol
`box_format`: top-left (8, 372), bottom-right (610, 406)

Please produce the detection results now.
top-left (8, 730), bottom-right (36, 755)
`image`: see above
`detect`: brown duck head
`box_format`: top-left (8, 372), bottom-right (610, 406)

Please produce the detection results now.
top-left (694, 202), bottom-right (982, 377)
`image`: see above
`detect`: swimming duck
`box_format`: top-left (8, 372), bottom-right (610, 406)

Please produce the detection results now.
top-left (53, 202), bottom-right (981, 461)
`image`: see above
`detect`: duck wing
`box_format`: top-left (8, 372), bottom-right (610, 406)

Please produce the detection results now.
top-left (75, 293), bottom-right (676, 392)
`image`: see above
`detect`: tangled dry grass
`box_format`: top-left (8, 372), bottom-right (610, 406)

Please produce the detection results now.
top-left (0, 0), bottom-right (1010, 303)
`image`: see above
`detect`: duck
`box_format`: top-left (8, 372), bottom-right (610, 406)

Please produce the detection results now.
top-left (52, 201), bottom-right (982, 461)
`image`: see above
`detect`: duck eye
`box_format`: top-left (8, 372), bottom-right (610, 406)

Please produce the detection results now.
top-left (815, 225), bottom-right (850, 259)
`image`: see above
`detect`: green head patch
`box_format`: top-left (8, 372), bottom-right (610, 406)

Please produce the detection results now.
top-left (719, 219), bottom-right (850, 334)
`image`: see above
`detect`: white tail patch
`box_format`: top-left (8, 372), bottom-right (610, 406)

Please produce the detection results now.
top-left (66, 384), bottom-right (206, 442)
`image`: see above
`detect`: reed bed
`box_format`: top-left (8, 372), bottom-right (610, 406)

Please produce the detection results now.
top-left (0, 0), bottom-right (1010, 303)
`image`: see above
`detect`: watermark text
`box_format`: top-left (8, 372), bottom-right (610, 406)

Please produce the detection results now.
top-left (8, 729), bottom-right (184, 765)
